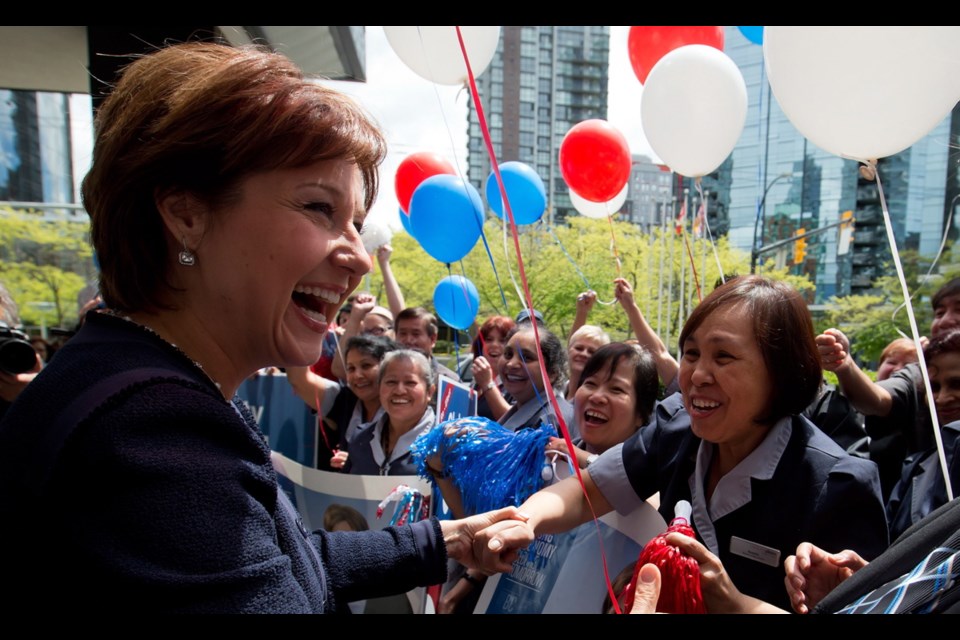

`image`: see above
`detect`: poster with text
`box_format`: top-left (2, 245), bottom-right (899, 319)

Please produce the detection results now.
top-left (436, 375), bottom-right (477, 424)
top-left (237, 372), bottom-right (316, 467)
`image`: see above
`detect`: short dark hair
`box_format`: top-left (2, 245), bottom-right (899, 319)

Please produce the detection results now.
top-left (576, 342), bottom-right (659, 426)
top-left (506, 324), bottom-right (567, 385)
top-left (396, 307), bottom-right (439, 338)
top-left (344, 334), bottom-right (401, 362)
top-left (679, 275), bottom-right (821, 424)
top-left (83, 43), bottom-right (387, 312)
top-left (924, 328), bottom-right (960, 363)
top-left (933, 277), bottom-right (960, 311)
top-left (472, 315), bottom-right (516, 358)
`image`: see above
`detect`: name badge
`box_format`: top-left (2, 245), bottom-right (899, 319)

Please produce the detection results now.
top-left (729, 536), bottom-right (781, 567)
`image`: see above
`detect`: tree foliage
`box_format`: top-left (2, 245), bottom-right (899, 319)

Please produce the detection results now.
top-left (366, 214), bottom-right (811, 349)
top-left (817, 245), bottom-right (960, 367)
top-left (0, 207), bottom-right (95, 329)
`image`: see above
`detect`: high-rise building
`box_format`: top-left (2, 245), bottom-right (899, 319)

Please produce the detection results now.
top-left (621, 155), bottom-right (672, 231)
top-left (721, 26), bottom-right (956, 302)
top-left (466, 26), bottom-right (610, 225)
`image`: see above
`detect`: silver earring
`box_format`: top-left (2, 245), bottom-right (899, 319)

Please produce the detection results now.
top-left (178, 237), bottom-right (196, 266)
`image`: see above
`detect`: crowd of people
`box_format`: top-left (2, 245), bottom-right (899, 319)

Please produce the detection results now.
top-left (0, 41), bottom-right (957, 615)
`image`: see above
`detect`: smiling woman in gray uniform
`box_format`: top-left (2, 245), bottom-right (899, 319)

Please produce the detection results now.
top-left (472, 275), bottom-right (889, 611)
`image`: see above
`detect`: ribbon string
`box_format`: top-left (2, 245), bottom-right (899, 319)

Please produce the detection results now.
top-left (872, 161), bottom-right (953, 502)
top-left (454, 26), bottom-right (622, 613)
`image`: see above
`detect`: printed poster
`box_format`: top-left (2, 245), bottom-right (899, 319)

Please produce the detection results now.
top-left (475, 500), bottom-right (666, 614)
top-left (271, 451), bottom-right (434, 614)
top-left (436, 374), bottom-right (478, 424)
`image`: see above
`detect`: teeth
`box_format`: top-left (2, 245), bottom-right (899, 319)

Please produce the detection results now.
top-left (293, 285), bottom-right (341, 304)
top-left (299, 307), bottom-right (328, 323)
top-left (391, 398), bottom-right (410, 404)
top-left (505, 374), bottom-right (526, 382)
top-left (584, 410), bottom-right (608, 422)
top-left (692, 399), bottom-right (720, 410)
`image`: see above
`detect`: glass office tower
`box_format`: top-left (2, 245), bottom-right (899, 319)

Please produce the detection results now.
top-left (723, 26), bottom-right (956, 302)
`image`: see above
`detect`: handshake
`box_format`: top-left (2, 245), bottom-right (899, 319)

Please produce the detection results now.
top-left (439, 505), bottom-right (662, 614)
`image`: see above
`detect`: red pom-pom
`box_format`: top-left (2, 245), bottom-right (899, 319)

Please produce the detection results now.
top-left (622, 501), bottom-right (706, 614)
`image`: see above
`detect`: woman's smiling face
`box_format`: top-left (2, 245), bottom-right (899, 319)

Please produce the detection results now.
top-left (576, 357), bottom-right (642, 454)
top-left (499, 330), bottom-right (545, 405)
top-left (679, 302), bottom-right (774, 461)
top-left (190, 159), bottom-right (371, 373)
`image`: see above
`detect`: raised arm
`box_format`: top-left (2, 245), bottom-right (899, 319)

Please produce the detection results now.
top-left (330, 293), bottom-right (375, 381)
top-left (377, 245), bottom-right (406, 318)
top-left (285, 365), bottom-right (340, 411)
top-left (569, 290), bottom-right (597, 338)
top-left (816, 328), bottom-right (893, 416)
top-left (614, 278), bottom-right (678, 388)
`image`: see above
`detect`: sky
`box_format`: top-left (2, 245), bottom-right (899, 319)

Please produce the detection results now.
top-left (319, 26), bottom-right (658, 236)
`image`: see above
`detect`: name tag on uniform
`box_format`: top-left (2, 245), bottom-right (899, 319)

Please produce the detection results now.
top-left (729, 536), bottom-right (781, 567)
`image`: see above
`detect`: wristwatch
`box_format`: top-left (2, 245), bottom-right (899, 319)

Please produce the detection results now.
top-left (585, 453), bottom-right (599, 468)
top-left (479, 381), bottom-right (496, 396)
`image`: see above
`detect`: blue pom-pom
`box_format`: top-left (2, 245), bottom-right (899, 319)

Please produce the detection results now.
top-left (411, 416), bottom-right (557, 515)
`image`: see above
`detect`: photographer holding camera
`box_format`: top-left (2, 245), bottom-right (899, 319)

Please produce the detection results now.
top-left (0, 282), bottom-right (42, 421)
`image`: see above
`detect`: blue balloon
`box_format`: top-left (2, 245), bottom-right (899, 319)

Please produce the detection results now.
top-left (738, 26), bottom-right (764, 45)
top-left (485, 161), bottom-right (547, 225)
top-left (433, 275), bottom-right (480, 330)
top-left (409, 175), bottom-right (484, 264)
top-left (398, 206), bottom-right (417, 239)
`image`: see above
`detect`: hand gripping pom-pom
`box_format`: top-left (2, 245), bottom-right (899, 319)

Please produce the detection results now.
top-left (623, 500), bottom-right (706, 614)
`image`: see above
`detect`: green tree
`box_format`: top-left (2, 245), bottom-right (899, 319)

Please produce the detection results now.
top-left (367, 214), bottom-right (811, 350)
top-left (817, 245), bottom-right (960, 367)
top-left (0, 207), bottom-right (95, 329)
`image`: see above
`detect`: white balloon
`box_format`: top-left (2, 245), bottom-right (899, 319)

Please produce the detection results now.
top-left (641, 45), bottom-right (747, 178)
top-left (570, 183), bottom-right (629, 219)
top-left (764, 27), bottom-right (960, 161)
top-left (383, 26), bottom-right (501, 86)
top-left (361, 219), bottom-right (392, 255)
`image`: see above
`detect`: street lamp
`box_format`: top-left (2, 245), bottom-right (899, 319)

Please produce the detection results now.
top-left (750, 172), bottom-right (796, 273)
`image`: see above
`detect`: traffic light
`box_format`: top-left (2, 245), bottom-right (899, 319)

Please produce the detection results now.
top-left (793, 228), bottom-right (807, 264)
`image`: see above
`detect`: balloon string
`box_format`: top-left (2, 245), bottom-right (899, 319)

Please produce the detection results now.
top-left (478, 229), bottom-right (510, 312)
top-left (606, 214), bottom-right (623, 277)
top-left (417, 27), bottom-right (510, 315)
top-left (546, 223), bottom-right (592, 290)
top-left (445, 263), bottom-right (464, 370)
top-left (872, 161), bottom-right (953, 502)
top-left (455, 25), bottom-right (620, 613)
top-left (679, 221), bottom-right (703, 303)
top-left (694, 178), bottom-right (726, 287)
top-left (545, 223), bottom-right (616, 307)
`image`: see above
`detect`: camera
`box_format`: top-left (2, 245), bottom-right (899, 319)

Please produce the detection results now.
top-left (0, 322), bottom-right (38, 375)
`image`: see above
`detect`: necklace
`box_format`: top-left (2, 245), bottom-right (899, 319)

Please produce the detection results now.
top-left (99, 309), bottom-right (226, 397)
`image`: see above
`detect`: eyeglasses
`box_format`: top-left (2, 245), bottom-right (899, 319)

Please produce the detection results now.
top-left (364, 326), bottom-right (393, 336)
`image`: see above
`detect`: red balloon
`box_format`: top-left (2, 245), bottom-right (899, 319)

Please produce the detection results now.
top-left (395, 152), bottom-right (456, 214)
top-left (559, 120), bottom-right (631, 203)
top-left (627, 26), bottom-right (724, 84)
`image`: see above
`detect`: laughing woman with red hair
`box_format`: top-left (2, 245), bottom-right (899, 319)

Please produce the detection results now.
top-left (0, 42), bottom-right (517, 614)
